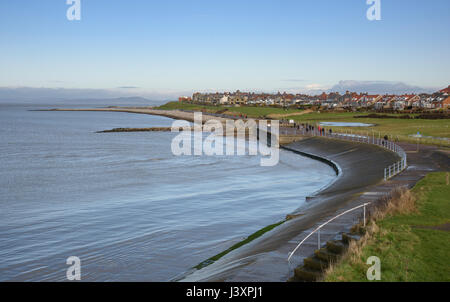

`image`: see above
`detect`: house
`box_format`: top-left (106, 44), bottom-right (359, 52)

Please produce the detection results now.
top-left (434, 96), bottom-right (450, 109)
top-left (412, 99), bottom-right (422, 108)
top-left (401, 95), bottom-right (420, 107)
top-left (357, 94), bottom-right (382, 107)
top-left (319, 92), bottom-right (328, 101)
top-left (228, 96), bottom-right (239, 105)
top-left (187, 89), bottom-right (444, 111)
top-left (265, 98), bottom-right (274, 105)
top-left (374, 101), bottom-right (385, 110)
top-left (443, 96), bottom-right (450, 108)
top-left (219, 96), bottom-right (229, 105)
top-left (393, 100), bottom-right (406, 110)
top-left (178, 96), bottom-right (191, 102)
top-left (439, 85), bottom-right (450, 96)
top-left (366, 95), bottom-right (383, 105)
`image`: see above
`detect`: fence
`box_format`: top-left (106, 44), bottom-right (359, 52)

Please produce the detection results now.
top-left (286, 125), bottom-right (408, 264)
top-left (287, 202), bottom-right (371, 263)
top-left (180, 110), bottom-right (408, 181)
top-left (287, 126), bottom-right (408, 181)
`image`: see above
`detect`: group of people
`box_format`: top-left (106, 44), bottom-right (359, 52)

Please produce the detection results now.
top-left (293, 123), bottom-right (332, 136)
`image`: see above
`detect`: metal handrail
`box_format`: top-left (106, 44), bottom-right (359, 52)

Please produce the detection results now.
top-left (291, 126), bottom-right (408, 181)
top-left (287, 202), bottom-right (371, 263)
top-left (286, 127), bottom-right (408, 263)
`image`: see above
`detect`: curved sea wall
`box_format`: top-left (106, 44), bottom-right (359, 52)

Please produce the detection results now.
top-left (281, 144), bottom-right (340, 176)
top-left (44, 108), bottom-right (403, 281)
top-left (180, 136), bottom-right (400, 282)
top-left (284, 137), bottom-right (400, 215)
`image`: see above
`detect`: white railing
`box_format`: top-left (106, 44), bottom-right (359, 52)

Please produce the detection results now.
top-left (288, 126), bottom-right (408, 181)
top-left (384, 158), bottom-right (407, 181)
top-left (286, 126), bottom-right (408, 264)
top-left (287, 202), bottom-right (371, 263)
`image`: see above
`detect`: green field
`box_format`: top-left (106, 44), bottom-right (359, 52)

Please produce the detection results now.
top-left (288, 111), bottom-right (450, 147)
top-left (157, 102), bottom-right (450, 147)
top-left (324, 172), bottom-right (450, 282)
top-left (157, 101), bottom-right (302, 117)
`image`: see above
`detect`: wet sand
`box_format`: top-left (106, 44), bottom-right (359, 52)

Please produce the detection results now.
top-left (43, 108), bottom-right (230, 124)
top-left (97, 127), bottom-right (174, 133)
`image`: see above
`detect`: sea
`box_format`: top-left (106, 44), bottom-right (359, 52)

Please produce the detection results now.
top-left (0, 102), bottom-right (336, 281)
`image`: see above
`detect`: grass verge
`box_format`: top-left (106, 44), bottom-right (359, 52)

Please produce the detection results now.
top-left (156, 102), bottom-right (303, 118)
top-left (324, 172), bottom-right (450, 282)
top-left (156, 102), bottom-right (450, 147)
top-left (194, 220), bottom-right (285, 270)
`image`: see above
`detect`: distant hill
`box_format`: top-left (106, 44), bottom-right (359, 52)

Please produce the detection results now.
top-left (329, 80), bottom-right (437, 95)
top-left (0, 87), bottom-right (167, 106)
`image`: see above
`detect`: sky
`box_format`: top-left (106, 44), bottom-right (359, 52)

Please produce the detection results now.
top-left (0, 0), bottom-right (449, 99)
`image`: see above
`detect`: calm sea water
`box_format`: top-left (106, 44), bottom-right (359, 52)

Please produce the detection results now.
top-left (0, 103), bottom-right (335, 281)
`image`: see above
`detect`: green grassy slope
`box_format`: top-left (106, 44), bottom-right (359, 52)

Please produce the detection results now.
top-left (325, 172), bottom-right (450, 282)
top-left (156, 102), bottom-right (450, 146)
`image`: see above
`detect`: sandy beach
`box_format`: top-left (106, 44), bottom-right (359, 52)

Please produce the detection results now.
top-left (45, 107), bottom-right (231, 124)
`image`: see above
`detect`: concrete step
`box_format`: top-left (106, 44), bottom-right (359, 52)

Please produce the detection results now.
top-left (342, 232), bottom-right (361, 244)
top-left (294, 266), bottom-right (322, 282)
top-left (314, 248), bottom-right (340, 263)
top-left (326, 240), bottom-right (348, 254)
top-left (303, 256), bottom-right (329, 271)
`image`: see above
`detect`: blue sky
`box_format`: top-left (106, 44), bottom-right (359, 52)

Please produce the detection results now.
top-left (1, 0), bottom-right (449, 98)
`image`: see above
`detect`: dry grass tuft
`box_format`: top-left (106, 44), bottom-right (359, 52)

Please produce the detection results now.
top-left (372, 187), bottom-right (417, 220)
top-left (324, 187), bottom-right (416, 279)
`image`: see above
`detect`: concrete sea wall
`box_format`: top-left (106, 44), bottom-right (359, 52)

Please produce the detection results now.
top-left (180, 137), bottom-right (400, 281)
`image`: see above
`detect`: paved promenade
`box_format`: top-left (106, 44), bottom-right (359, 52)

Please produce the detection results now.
top-left (181, 138), bottom-right (448, 282)
top-left (46, 107), bottom-right (449, 281)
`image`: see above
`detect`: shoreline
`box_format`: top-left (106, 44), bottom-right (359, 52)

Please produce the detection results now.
top-left (37, 107), bottom-right (447, 282)
top-left (41, 107), bottom-right (341, 280)
top-left (37, 107), bottom-right (233, 124)
top-left (39, 107), bottom-right (398, 281)
top-left (281, 145), bottom-right (341, 176)
top-left (177, 146), bottom-right (342, 280)
top-left (179, 137), bottom-right (402, 281)
top-left (180, 139), bottom-right (448, 282)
